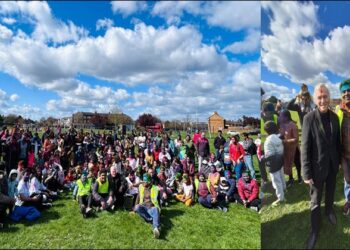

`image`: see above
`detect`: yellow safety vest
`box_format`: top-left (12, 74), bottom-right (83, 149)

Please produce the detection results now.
top-left (77, 179), bottom-right (92, 197)
top-left (335, 105), bottom-right (344, 127)
top-left (97, 179), bottom-right (109, 194)
top-left (139, 184), bottom-right (160, 211)
top-left (194, 178), bottom-right (211, 194)
top-left (288, 110), bottom-right (301, 130)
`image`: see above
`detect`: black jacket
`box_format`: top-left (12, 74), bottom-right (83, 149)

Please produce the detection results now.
top-left (108, 173), bottom-right (128, 197)
top-left (214, 136), bottom-right (226, 150)
top-left (301, 109), bottom-right (341, 182)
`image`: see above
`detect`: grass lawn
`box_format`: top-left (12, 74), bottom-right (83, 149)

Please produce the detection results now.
top-left (0, 130), bottom-right (261, 249)
top-left (260, 133), bottom-right (350, 249)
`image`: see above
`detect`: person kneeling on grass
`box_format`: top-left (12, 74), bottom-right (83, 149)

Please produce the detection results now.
top-left (196, 173), bottom-right (227, 212)
top-left (92, 169), bottom-right (114, 211)
top-left (175, 173), bottom-right (193, 207)
top-left (76, 171), bottom-right (93, 218)
top-left (234, 172), bottom-right (261, 212)
top-left (134, 174), bottom-right (161, 239)
top-left (262, 121), bottom-right (286, 206)
top-left (10, 170), bottom-right (41, 222)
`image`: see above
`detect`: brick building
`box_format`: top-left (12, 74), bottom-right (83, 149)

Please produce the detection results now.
top-left (208, 112), bottom-right (225, 133)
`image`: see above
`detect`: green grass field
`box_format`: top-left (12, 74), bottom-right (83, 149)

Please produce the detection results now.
top-left (0, 131), bottom-right (261, 249)
top-left (260, 133), bottom-right (350, 249)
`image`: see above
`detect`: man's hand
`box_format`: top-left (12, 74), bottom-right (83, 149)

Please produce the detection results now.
top-left (304, 179), bottom-right (314, 185)
top-left (101, 201), bottom-right (107, 209)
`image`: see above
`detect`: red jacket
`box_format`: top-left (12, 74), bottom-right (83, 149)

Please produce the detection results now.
top-left (229, 143), bottom-right (245, 162)
top-left (237, 178), bottom-right (259, 202)
top-left (192, 133), bottom-right (201, 144)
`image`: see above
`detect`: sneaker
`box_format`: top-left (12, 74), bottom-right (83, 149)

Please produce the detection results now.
top-left (250, 206), bottom-right (259, 212)
top-left (272, 199), bottom-right (286, 207)
top-left (222, 207), bottom-right (228, 213)
top-left (111, 205), bottom-right (115, 211)
top-left (216, 206), bottom-right (223, 211)
top-left (298, 177), bottom-right (303, 184)
top-left (153, 227), bottom-right (160, 239)
top-left (286, 179), bottom-right (294, 188)
top-left (43, 203), bottom-right (53, 208)
top-left (86, 207), bottom-right (93, 214)
top-left (342, 202), bottom-right (350, 216)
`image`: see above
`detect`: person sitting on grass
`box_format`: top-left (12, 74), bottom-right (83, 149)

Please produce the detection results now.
top-left (10, 169), bottom-right (41, 222)
top-left (234, 172), bottom-right (261, 212)
top-left (134, 173), bottom-right (161, 239)
top-left (76, 171), bottom-right (93, 218)
top-left (92, 169), bottom-right (114, 211)
top-left (218, 170), bottom-right (236, 202)
top-left (175, 173), bottom-right (193, 207)
top-left (262, 121), bottom-right (286, 206)
top-left (108, 166), bottom-right (128, 209)
top-left (0, 167), bottom-right (16, 228)
top-left (196, 173), bottom-right (227, 212)
top-left (7, 169), bottom-right (19, 199)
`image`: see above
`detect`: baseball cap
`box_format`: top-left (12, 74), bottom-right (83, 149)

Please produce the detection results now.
top-left (340, 79), bottom-right (350, 93)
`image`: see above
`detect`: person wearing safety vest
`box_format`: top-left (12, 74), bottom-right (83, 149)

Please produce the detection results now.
top-left (134, 173), bottom-right (161, 239)
top-left (335, 79), bottom-right (350, 216)
top-left (92, 169), bottom-right (114, 211)
top-left (76, 171), bottom-right (93, 218)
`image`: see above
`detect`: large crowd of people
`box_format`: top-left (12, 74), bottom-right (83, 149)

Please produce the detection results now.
top-left (260, 80), bottom-right (350, 249)
top-left (0, 126), bottom-right (260, 238)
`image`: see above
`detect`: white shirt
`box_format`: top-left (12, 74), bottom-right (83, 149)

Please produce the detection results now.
top-left (16, 179), bottom-right (30, 206)
top-left (264, 134), bottom-right (284, 158)
top-left (126, 176), bottom-right (140, 195)
top-left (183, 183), bottom-right (193, 197)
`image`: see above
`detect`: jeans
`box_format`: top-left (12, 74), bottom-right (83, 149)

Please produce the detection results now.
top-left (135, 204), bottom-right (160, 229)
top-left (233, 162), bottom-right (244, 180)
top-left (244, 155), bottom-right (255, 179)
top-left (198, 194), bottom-right (213, 209)
top-left (342, 157), bottom-right (350, 203)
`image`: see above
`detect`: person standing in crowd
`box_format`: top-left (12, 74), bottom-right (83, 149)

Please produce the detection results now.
top-left (301, 84), bottom-right (340, 250)
top-left (279, 110), bottom-right (300, 187)
top-left (335, 79), bottom-right (350, 216)
top-left (229, 135), bottom-right (245, 180)
top-left (196, 132), bottom-right (210, 173)
top-left (242, 133), bottom-right (256, 179)
top-left (263, 121), bottom-right (285, 206)
top-left (214, 130), bottom-right (226, 160)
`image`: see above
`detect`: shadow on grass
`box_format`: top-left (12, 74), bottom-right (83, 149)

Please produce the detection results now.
top-left (262, 206), bottom-right (350, 249)
top-left (159, 208), bottom-right (185, 240)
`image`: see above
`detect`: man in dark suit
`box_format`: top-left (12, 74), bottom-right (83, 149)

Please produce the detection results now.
top-left (301, 84), bottom-right (341, 250)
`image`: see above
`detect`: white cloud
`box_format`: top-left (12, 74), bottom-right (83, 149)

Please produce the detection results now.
top-left (46, 80), bottom-right (130, 114)
top-left (262, 1), bottom-right (350, 84)
top-left (0, 22), bottom-right (230, 90)
top-left (0, 1), bottom-right (88, 44)
top-left (223, 29), bottom-right (260, 54)
top-left (1, 17), bottom-right (16, 25)
top-left (261, 81), bottom-right (296, 102)
top-left (9, 93), bottom-right (18, 101)
top-left (96, 18), bottom-right (114, 31)
top-left (203, 1), bottom-right (260, 31)
top-left (152, 1), bottom-right (202, 25)
top-left (151, 1), bottom-right (260, 31)
top-left (0, 24), bottom-right (13, 40)
top-left (111, 1), bottom-right (147, 17)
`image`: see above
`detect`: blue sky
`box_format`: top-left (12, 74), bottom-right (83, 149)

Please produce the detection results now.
top-left (0, 1), bottom-right (260, 121)
top-left (261, 1), bottom-right (350, 102)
